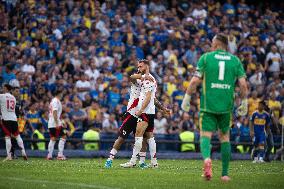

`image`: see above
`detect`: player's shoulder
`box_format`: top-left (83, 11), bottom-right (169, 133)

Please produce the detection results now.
top-left (251, 110), bottom-right (258, 116)
top-left (263, 111), bottom-right (270, 116)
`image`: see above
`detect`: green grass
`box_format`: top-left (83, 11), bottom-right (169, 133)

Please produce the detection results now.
top-left (0, 158), bottom-right (283, 189)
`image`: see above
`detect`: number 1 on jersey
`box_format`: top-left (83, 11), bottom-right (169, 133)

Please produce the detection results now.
top-left (218, 61), bottom-right (225, 81)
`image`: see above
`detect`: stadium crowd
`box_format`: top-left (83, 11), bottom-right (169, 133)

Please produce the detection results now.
top-left (0, 0), bottom-right (283, 152)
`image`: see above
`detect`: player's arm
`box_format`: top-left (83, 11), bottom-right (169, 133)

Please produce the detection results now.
top-left (181, 76), bottom-right (202, 112)
top-left (53, 110), bottom-right (59, 127)
top-left (129, 73), bottom-right (142, 84)
top-left (154, 98), bottom-right (170, 116)
top-left (136, 91), bottom-right (151, 116)
top-left (236, 56), bottom-right (248, 116)
top-left (181, 54), bottom-right (205, 112)
top-left (236, 77), bottom-right (248, 116)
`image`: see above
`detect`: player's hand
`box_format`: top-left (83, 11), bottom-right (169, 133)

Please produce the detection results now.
top-left (144, 75), bottom-right (154, 82)
top-left (237, 99), bottom-right (248, 116)
top-left (181, 93), bottom-right (191, 112)
top-left (62, 122), bottom-right (67, 129)
top-left (135, 110), bottom-right (143, 117)
top-left (162, 108), bottom-right (171, 117)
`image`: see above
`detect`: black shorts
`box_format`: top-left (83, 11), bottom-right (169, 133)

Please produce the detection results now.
top-left (119, 112), bottom-right (138, 139)
top-left (1, 120), bottom-right (19, 136)
top-left (138, 113), bottom-right (155, 133)
top-left (49, 127), bottom-right (66, 138)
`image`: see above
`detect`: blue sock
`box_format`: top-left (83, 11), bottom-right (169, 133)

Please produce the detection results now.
top-left (259, 149), bottom-right (264, 158)
top-left (253, 148), bottom-right (258, 158)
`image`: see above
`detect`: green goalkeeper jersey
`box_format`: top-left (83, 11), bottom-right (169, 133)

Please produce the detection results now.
top-left (195, 49), bottom-right (246, 114)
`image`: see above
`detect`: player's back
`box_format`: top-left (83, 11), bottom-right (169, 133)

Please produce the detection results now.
top-left (137, 74), bottom-right (157, 114)
top-left (48, 97), bottom-right (62, 128)
top-left (127, 81), bottom-right (142, 115)
top-left (0, 93), bottom-right (17, 121)
top-left (197, 49), bottom-right (246, 113)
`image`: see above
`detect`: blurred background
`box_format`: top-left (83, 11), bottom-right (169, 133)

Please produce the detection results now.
top-left (0, 0), bottom-right (283, 158)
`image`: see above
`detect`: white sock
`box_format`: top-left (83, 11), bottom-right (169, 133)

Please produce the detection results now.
top-left (139, 152), bottom-right (146, 164)
top-left (109, 148), bottom-right (118, 160)
top-left (5, 137), bottom-right (12, 157)
top-left (15, 135), bottom-right (26, 155)
top-left (48, 140), bottom-right (56, 157)
top-left (58, 138), bottom-right (66, 156)
top-left (148, 137), bottom-right (157, 165)
top-left (130, 137), bottom-right (143, 163)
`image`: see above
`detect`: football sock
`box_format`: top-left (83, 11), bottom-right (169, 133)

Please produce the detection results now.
top-left (259, 148), bottom-right (264, 159)
top-left (15, 135), bottom-right (26, 155)
top-left (221, 142), bottom-right (231, 176)
top-left (130, 137), bottom-right (143, 163)
top-left (139, 152), bottom-right (146, 164)
top-left (58, 138), bottom-right (66, 156)
top-left (48, 140), bottom-right (56, 157)
top-left (109, 148), bottom-right (118, 160)
top-left (200, 136), bottom-right (211, 160)
top-left (148, 137), bottom-right (157, 165)
top-left (253, 148), bottom-right (259, 158)
top-left (5, 137), bottom-right (12, 157)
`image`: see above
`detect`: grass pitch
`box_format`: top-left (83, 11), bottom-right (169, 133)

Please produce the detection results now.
top-left (0, 158), bottom-right (283, 189)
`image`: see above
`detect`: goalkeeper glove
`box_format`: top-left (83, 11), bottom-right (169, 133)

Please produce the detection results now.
top-left (181, 93), bottom-right (191, 112)
top-left (237, 98), bottom-right (248, 116)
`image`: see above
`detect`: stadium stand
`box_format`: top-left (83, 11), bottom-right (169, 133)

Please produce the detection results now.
top-left (0, 0), bottom-right (283, 157)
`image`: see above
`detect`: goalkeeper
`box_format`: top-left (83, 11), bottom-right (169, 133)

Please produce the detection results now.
top-left (181, 34), bottom-right (248, 182)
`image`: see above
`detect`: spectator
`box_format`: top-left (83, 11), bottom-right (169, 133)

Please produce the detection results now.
top-left (70, 101), bottom-right (87, 131)
top-left (265, 45), bottom-right (282, 76)
top-left (248, 91), bottom-right (260, 116)
top-left (154, 111), bottom-right (168, 134)
top-left (75, 74), bottom-right (91, 101)
top-left (102, 113), bottom-right (119, 133)
top-left (26, 103), bottom-right (41, 130)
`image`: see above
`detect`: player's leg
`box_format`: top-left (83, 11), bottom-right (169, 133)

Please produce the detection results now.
top-left (258, 133), bottom-right (266, 163)
top-left (218, 113), bottom-right (232, 182)
top-left (106, 114), bottom-right (137, 168)
top-left (11, 121), bottom-right (27, 160)
top-left (199, 112), bottom-right (216, 180)
top-left (121, 116), bottom-right (148, 167)
top-left (144, 131), bottom-right (158, 168)
top-left (109, 137), bottom-right (125, 160)
top-left (10, 138), bottom-right (16, 159)
top-left (47, 128), bottom-right (56, 160)
top-left (139, 138), bottom-right (148, 168)
top-left (264, 132), bottom-right (274, 162)
top-left (57, 128), bottom-right (67, 160)
top-left (252, 136), bottom-right (259, 163)
top-left (105, 136), bottom-right (125, 168)
top-left (2, 122), bottom-right (12, 161)
top-left (130, 120), bottom-right (148, 163)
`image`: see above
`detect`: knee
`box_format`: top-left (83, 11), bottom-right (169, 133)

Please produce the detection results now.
top-left (135, 129), bottom-right (143, 137)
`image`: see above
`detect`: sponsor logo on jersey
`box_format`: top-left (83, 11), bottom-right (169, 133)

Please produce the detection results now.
top-left (211, 83), bottom-right (231, 89)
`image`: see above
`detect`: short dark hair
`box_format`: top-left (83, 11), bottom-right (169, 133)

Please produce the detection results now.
top-left (138, 59), bottom-right (150, 66)
top-left (4, 84), bottom-right (13, 91)
top-left (53, 89), bottom-right (63, 96)
top-left (215, 33), bottom-right (228, 46)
